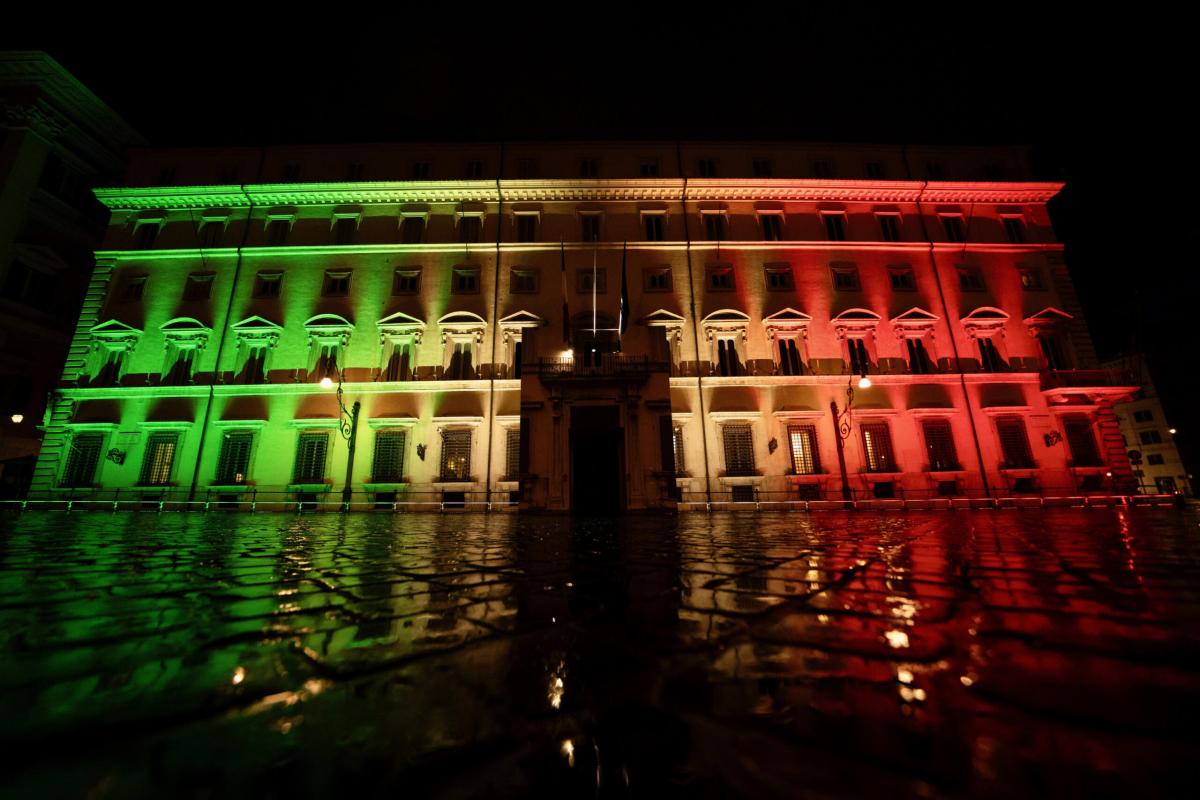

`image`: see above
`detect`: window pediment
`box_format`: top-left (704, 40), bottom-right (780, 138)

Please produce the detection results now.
top-left (701, 309), bottom-right (750, 341)
top-left (962, 306), bottom-right (1010, 338)
top-left (304, 313), bottom-right (353, 346)
top-left (159, 317), bottom-right (212, 350)
top-left (831, 308), bottom-right (881, 339)
top-left (642, 308), bottom-right (685, 328)
top-left (1023, 307), bottom-right (1072, 333)
top-left (763, 307), bottom-right (812, 340)
top-left (890, 307), bottom-right (939, 338)
top-left (498, 310), bottom-right (545, 329)
top-left (90, 319), bottom-right (142, 350)
top-left (377, 311), bottom-right (426, 344)
top-left (232, 315), bottom-right (282, 347)
top-left (438, 310), bottom-right (486, 344)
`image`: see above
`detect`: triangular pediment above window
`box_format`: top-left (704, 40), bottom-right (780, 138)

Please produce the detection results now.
top-left (377, 310), bottom-right (426, 344)
top-left (642, 308), bottom-right (686, 326)
top-left (231, 315), bottom-right (283, 332)
top-left (1023, 307), bottom-right (1072, 326)
top-left (891, 307), bottom-right (938, 323)
top-left (498, 310), bottom-right (545, 328)
top-left (763, 307), bottom-right (812, 324)
top-left (90, 319), bottom-right (142, 337)
top-left (891, 307), bottom-right (938, 338)
top-left (377, 310), bottom-right (426, 328)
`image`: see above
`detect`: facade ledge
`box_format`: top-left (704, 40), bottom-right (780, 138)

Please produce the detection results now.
top-left (207, 484), bottom-right (252, 492)
top-left (362, 482), bottom-right (410, 490)
top-left (860, 471), bottom-right (904, 478)
top-left (140, 420), bottom-right (194, 430)
top-left (287, 418), bottom-right (340, 429)
top-left (62, 386), bottom-right (211, 399)
top-left (907, 407), bottom-right (961, 416)
top-left (980, 405), bottom-right (1034, 415)
top-left (709, 411), bottom-right (762, 422)
top-left (496, 481), bottom-right (519, 491)
top-left (718, 475), bottom-right (765, 486)
top-left (287, 484), bottom-right (332, 492)
top-left (431, 481), bottom-right (481, 490)
top-left (773, 408), bottom-right (825, 420)
top-left (212, 418), bottom-right (269, 428)
top-left (367, 416), bottom-right (418, 428)
top-left (62, 421), bottom-right (119, 430)
top-left (785, 473), bottom-right (829, 483)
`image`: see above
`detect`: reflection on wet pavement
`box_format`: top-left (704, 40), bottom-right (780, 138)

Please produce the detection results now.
top-left (1, 509), bottom-right (1198, 797)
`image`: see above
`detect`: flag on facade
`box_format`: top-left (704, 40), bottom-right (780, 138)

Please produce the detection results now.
top-left (560, 240), bottom-right (569, 346)
top-left (619, 240), bottom-right (629, 338)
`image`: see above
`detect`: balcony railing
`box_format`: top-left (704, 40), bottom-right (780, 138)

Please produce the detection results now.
top-left (530, 356), bottom-right (667, 380)
top-left (1039, 368), bottom-right (1139, 391)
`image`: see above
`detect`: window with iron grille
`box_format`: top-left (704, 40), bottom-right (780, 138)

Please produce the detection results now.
top-left (996, 417), bottom-right (1034, 468)
top-left (216, 431), bottom-right (253, 484)
top-left (293, 433), bottom-right (329, 483)
top-left (139, 432), bottom-right (179, 486)
top-left (62, 432), bottom-right (103, 487)
top-left (787, 425), bottom-right (821, 475)
top-left (722, 424), bottom-right (755, 476)
top-left (922, 419), bottom-right (959, 471)
top-left (860, 423), bottom-right (896, 472)
top-left (673, 427), bottom-right (685, 474)
top-left (1062, 415), bottom-right (1102, 467)
top-left (505, 428), bottom-right (521, 480)
top-left (440, 429), bottom-right (472, 481)
top-left (372, 430), bottom-right (406, 482)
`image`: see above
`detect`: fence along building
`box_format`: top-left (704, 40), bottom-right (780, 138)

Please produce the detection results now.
top-left (28, 141), bottom-right (1141, 511)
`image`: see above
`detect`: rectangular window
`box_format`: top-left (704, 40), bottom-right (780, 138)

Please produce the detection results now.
top-left (765, 264), bottom-right (793, 291)
top-left (787, 425), bottom-right (821, 475)
top-left (644, 267), bottom-right (671, 292)
top-left (957, 265), bottom-right (986, 292)
top-left (812, 159), bottom-right (833, 178)
top-left (516, 158), bottom-right (537, 178)
top-left (94, 348), bottom-right (126, 386)
top-left (715, 337), bottom-right (741, 376)
top-left (505, 428), bottom-right (521, 481)
top-left (165, 347), bottom-right (196, 385)
top-left (399, 216), bottom-right (425, 243)
top-left (704, 213), bottom-right (727, 241)
top-left (281, 163), bottom-right (301, 182)
top-left (866, 160), bottom-right (886, 179)
top-left (640, 159), bottom-right (659, 177)
top-left (860, 422), bottom-right (896, 473)
top-left (334, 217), bottom-right (357, 245)
top-left (996, 417), bottom-right (1034, 468)
top-left (847, 338), bottom-right (871, 375)
top-left (122, 275), bottom-right (147, 302)
top-left (62, 432), bottom-right (103, 487)
top-left (266, 219), bottom-right (289, 246)
top-left (372, 430), bottom-right (407, 482)
top-left (673, 426), bottom-right (685, 474)
top-left (577, 268), bottom-right (607, 293)
top-left (1139, 430), bottom-right (1163, 445)
top-left (644, 213), bottom-right (665, 241)
top-left (942, 216), bottom-right (965, 243)
top-left (878, 214), bottom-right (901, 242)
top-left (183, 273), bottom-right (214, 302)
top-left (1063, 414), bottom-right (1102, 467)
top-left (752, 158), bottom-right (772, 177)
top-left (777, 338), bottom-right (804, 375)
top-left (392, 269), bottom-right (420, 295)
top-left (1018, 266), bottom-right (1044, 291)
top-left (697, 158), bottom-right (717, 177)
top-left (1038, 335), bottom-right (1069, 370)
top-left (708, 265), bottom-right (734, 291)
top-left (452, 267), bottom-right (479, 294)
top-left (515, 214), bottom-right (538, 242)
top-left (1003, 217), bottom-right (1026, 244)
top-left (411, 161), bottom-right (431, 179)
top-left (445, 341), bottom-right (475, 379)
top-left (1132, 409), bottom-right (1154, 423)
top-left (1147, 453), bottom-right (1165, 465)
top-left (216, 431), bottom-right (253, 484)
top-left (889, 266), bottom-right (916, 291)
top-left (253, 271), bottom-right (282, 298)
top-left (977, 337), bottom-right (1004, 372)
top-left (200, 222), bottom-right (223, 247)
top-left (511, 268), bottom-right (539, 293)
top-left (458, 216), bottom-right (482, 243)
top-left (579, 158), bottom-right (599, 177)
top-left (580, 214), bottom-right (601, 242)
top-left (906, 337), bottom-right (934, 374)
top-left (922, 420), bottom-right (959, 471)
top-left (139, 432), bottom-right (179, 486)
top-left (135, 223), bottom-right (160, 250)
top-left (293, 433), bottom-right (329, 483)
top-left (382, 341), bottom-right (415, 381)
top-left (832, 265), bottom-right (860, 292)
top-left (440, 429), bottom-right (472, 481)
top-left (722, 424), bottom-right (755, 475)
top-left (322, 270), bottom-right (351, 297)
top-left (465, 159), bottom-right (485, 178)
top-left (313, 343), bottom-right (339, 381)
top-left (824, 214), bottom-right (847, 241)
top-left (760, 214), bottom-right (783, 241)
top-left (240, 346), bottom-right (267, 384)
top-left (346, 162), bottom-right (364, 181)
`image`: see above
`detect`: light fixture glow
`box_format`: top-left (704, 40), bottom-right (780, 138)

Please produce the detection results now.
top-left (857, 376), bottom-right (872, 389)
top-left (10, 414), bottom-right (23, 424)
top-left (1169, 428), bottom-right (1177, 435)
top-left (319, 377), bottom-right (334, 389)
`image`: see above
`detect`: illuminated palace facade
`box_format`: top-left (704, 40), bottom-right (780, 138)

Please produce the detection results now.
top-left (28, 141), bottom-right (1140, 511)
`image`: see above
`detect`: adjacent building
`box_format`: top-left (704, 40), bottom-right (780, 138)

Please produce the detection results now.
top-left (26, 141), bottom-right (1141, 510)
top-left (1101, 355), bottom-right (1191, 496)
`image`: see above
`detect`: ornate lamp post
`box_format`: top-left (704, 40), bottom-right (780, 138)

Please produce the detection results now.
top-left (830, 374), bottom-right (872, 503)
top-left (321, 371), bottom-right (360, 510)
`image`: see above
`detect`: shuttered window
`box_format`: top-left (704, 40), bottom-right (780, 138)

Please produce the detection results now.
top-left (440, 429), bottom-right (472, 481)
top-left (505, 428), bottom-right (521, 480)
top-left (848, 338), bottom-right (871, 375)
top-left (382, 342), bottom-right (414, 381)
top-left (787, 425), bottom-right (821, 475)
top-left (216, 431), bottom-right (253, 484)
top-left (241, 346), bottom-right (267, 384)
top-left (293, 433), bottom-right (329, 483)
top-left (372, 430), bottom-right (406, 482)
top-left (778, 338), bottom-right (803, 375)
top-left (860, 423), bottom-right (896, 473)
top-left (673, 427), bottom-right (686, 474)
top-left (723, 424), bottom-right (755, 476)
top-left (62, 432), bottom-right (103, 487)
top-left (978, 337), bottom-right (1004, 372)
top-left (996, 417), bottom-right (1034, 468)
top-left (139, 432), bottom-right (179, 485)
top-left (922, 419), bottom-right (959, 471)
top-left (1062, 414), bottom-right (1102, 467)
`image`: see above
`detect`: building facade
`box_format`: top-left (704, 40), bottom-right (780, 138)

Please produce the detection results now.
top-left (1101, 356), bottom-right (1191, 496)
top-left (26, 141), bottom-right (1141, 511)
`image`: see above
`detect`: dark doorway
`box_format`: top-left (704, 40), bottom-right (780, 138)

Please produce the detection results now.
top-left (570, 405), bottom-right (623, 514)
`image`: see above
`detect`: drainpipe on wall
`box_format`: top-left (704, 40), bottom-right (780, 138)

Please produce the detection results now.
top-left (483, 142), bottom-right (504, 509)
top-left (677, 141), bottom-right (712, 506)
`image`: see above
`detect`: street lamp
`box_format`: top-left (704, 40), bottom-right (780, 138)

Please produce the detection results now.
top-left (830, 375), bottom-right (868, 503)
top-left (325, 369), bottom-right (360, 510)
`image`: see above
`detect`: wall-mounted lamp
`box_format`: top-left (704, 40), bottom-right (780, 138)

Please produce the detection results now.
top-left (1043, 431), bottom-right (1063, 447)
top-left (106, 448), bottom-right (126, 465)
top-left (416, 444), bottom-right (427, 461)
top-left (10, 414), bottom-right (22, 424)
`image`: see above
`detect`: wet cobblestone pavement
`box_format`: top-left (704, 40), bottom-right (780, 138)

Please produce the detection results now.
top-left (1, 509), bottom-right (1199, 798)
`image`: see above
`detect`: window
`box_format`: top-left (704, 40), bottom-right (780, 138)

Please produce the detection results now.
top-left (216, 431), bottom-right (253, 484)
top-left (515, 214), bottom-right (538, 242)
top-left (240, 345), bottom-right (268, 384)
top-left (62, 432), bottom-right (103, 487)
top-left (832, 265), bottom-right (860, 291)
top-left (400, 216), bottom-right (425, 243)
top-left (752, 158), bottom-right (772, 177)
top-left (281, 163), bottom-right (301, 182)
top-left (878, 214), bottom-right (901, 242)
top-left (253, 271), bottom-right (282, 298)
top-left (922, 420), bottom-right (959, 471)
top-left (577, 268), bottom-right (606, 293)
top-left (977, 337), bottom-right (1004, 372)
top-left (1139, 430), bottom-right (1163, 445)
top-left (942, 215), bottom-right (965, 243)
top-left (715, 337), bottom-right (742, 376)
top-left (440, 429), bottom-right (472, 480)
top-left (334, 217), bottom-right (357, 245)
top-left (313, 343), bottom-right (339, 381)
top-left (445, 341), bottom-right (476, 379)
top-left (293, 433), bottom-right (329, 483)
top-left (860, 423), bottom-right (896, 472)
top-left (703, 213), bottom-right (726, 241)
top-left (765, 264), bottom-right (793, 291)
top-left (1038, 334), bottom-right (1069, 370)
top-left (1132, 409), bottom-right (1154, 423)
top-left (722, 424), bottom-right (755, 475)
top-left (707, 265), bottom-right (734, 291)
top-left (346, 162), bottom-right (365, 181)
top-left (777, 337), bottom-right (804, 375)
top-left (957, 265), bottom-right (986, 292)
top-left (640, 159), bottom-right (659, 177)
top-left (372, 430), bottom-right (406, 482)
top-left (847, 337), bottom-right (871, 375)
top-left (1003, 217), bottom-right (1026, 244)
top-left (866, 160), bottom-right (886, 179)
top-left (697, 158), bottom-right (717, 177)
top-left (644, 267), bottom-right (671, 292)
top-left (199, 221), bottom-right (223, 247)
top-left (996, 417), bottom-right (1034, 468)
top-left (889, 266), bottom-right (916, 291)
top-left (1018, 267), bottom-right (1044, 291)
top-left (183, 273), bottom-right (214, 301)
top-left (1063, 415), bottom-right (1102, 467)
top-left (1147, 453), bottom-right (1165, 465)
top-left (505, 428), bottom-right (521, 480)
top-left (94, 348), bottom-right (127, 386)
top-left (139, 432), bottom-right (179, 486)
top-left (905, 337), bottom-right (934, 374)
top-left (465, 159), bottom-right (485, 178)
top-left (823, 213), bottom-right (846, 241)
top-left (135, 222), bottom-right (160, 250)
top-left (122, 275), bottom-right (147, 302)
top-left (164, 346), bottom-right (196, 385)
top-left (812, 159), bottom-right (833, 178)
top-left (673, 426), bottom-right (685, 474)
top-left (458, 216), bottom-right (482, 243)
top-left (926, 161), bottom-right (945, 180)
top-left (516, 158), bottom-right (537, 178)
top-left (266, 219), bottom-right (289, 246)
top-left (787, 425), bottom-right (821, 475)
top-left (579, 158), bottom-right (599, 177)
top-left (644, 213), bottom-right (665, 241)
top-left (322, 270), bottom-right (351, 297)
top-left (580, 214), bottom-right (601, 242)
top-left (452, 267), bottom-right (479, 294)
top-left (411, 161), bottom-right (431, 179)
top-left (761, 214), bottom-right (783, 241)
top-left (511, 338), bottom-right (523, 378)
top-left (382, 340), bottom-right (416, 381)
top-left (511, 268), bottom-right (539, 293)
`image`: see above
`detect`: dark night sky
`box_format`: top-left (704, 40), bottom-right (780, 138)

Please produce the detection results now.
top-left (9, 12), bottom-right (1197, 473)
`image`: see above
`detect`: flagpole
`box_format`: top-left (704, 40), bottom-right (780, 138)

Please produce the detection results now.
top-left (591, 238), bottom-right (597, 348)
